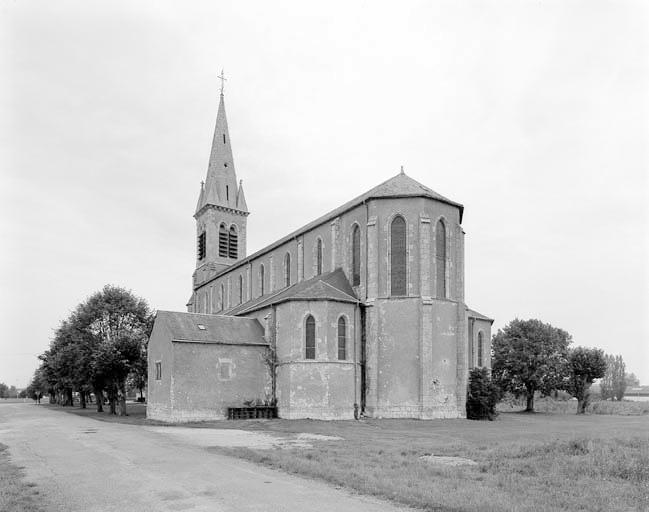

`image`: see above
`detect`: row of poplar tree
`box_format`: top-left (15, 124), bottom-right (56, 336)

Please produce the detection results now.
top-left (468, 318), bottom-right (636, 419)
top-left (25, 285), bottom-right (152, 416)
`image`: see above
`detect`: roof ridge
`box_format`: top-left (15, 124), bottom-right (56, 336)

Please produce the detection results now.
top-left (318, 280), bottom-right (358, 302)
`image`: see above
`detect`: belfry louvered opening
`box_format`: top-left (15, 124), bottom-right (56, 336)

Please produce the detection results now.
top-left (197, 231), bottom-right (206, 260)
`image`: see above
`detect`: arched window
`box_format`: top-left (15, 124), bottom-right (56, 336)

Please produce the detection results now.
top-left (337, 317), bottom-right (346, 360)
top-left (284, 252), bottom-right (291, 287)
top-left (477, 331), bottom-right (484, 367)
top-left (316, 239), bottom-right (323, 275)
top-left (219, 224), bottom-right (228, 257)
top-left (259, 264), bottom-right (265, 297)
top-left (390, 216), bottom-right (407, 296)
top-left (352, 225), bottom-right (360, 286)
top-left (436, 220), bottom-right (446, 299)
top-left (305, 315), bottom-right (316, 359)
top-left (238, 274), bottom-right (243, 305)
top-left (228, 225), bottom-right (238, 259)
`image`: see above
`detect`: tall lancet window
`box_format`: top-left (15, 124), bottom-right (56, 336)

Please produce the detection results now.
top-left (436, 220), bottom-right (446, 299)
top-left (478, 331), bottom-right (484, 367)
top-left (351, 225), bottom-right (361, 286)
top-left (284, 252), bottom-right (291, 287)
top-left (305, 315), bottom-right (316, 360)
top-left (219, 284), bottom-right (224, 311)
top-left (337, 317), bottom-right (346, 360)
top-left (238, 275), bottom-right (243, 305)
top-left (228, 225), bottom-right (238, 259)
top-left (316, 239), bottom-right (323, 276)
top-left (390, 216), bottom-right (407, 296)
top-left (259, 264), bottom-right (265, 297)
top-left (219, 224), bottom-right (228, 257)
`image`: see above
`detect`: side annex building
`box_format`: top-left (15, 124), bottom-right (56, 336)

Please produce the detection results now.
top-left (148, 88), bottom-right (493, 422)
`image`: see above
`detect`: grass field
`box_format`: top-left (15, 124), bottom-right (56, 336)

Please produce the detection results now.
top-left (0, 443), bottom-right (43, 512)
top-left (44, 403), bottom-right (649, 511)
top-left (213, 413), bottom-right (649, 512)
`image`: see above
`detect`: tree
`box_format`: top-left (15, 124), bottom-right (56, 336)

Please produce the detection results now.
top-left (625, 372), bottom-right (640, 388)
top-left (565, 347), bottom-right (607, 414)
top-left (600, 354), bottom-right (627, 400)
top-left (35, 285), bottom-right (152, 415)
top-left (81, 285), bottom-right (152, 416)
top-left (0, 382), bottom-right (7, 398)
top-left (491, 318), bottom-right (571, 412)
top-left (466, 368), bottom-right (501, 420)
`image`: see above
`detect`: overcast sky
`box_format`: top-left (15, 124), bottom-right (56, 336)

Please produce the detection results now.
top-left (2, 0), bottom-right (647, 388)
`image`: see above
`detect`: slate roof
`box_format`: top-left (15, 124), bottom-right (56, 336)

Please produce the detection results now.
top-left (199, 172), bottom-right (463, 288)
top-left (225, 268), bottom-right (359, 316)
top-left (466, 307), bottom-right (494, 323)
top-left (155, 310), bottom-right (267, 345)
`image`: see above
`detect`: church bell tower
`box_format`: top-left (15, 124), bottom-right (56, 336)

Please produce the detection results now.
top-left (192, 72), bottom-right (249, 289)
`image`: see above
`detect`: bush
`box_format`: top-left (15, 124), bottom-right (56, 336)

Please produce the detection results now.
top-left (466, 367), bottom-right (501, 420)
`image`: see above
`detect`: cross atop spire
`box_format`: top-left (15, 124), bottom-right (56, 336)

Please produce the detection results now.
top-left (217, 69), bottom-right (227, 95)
top-left (400, 165), bottom-right (405, 175)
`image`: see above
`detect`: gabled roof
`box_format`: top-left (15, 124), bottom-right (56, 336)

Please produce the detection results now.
top-left (155, 310), bottom-right (267, 345)
top-left (225, 268), bottom-right (358, 316)
top-left (466, 307), bottom-right (494, 323)
top-left (200, 171), bottom-right (462, 288)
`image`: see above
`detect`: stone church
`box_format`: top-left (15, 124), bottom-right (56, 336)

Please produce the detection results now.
top-left (147, 86), bottom-right (493, 423)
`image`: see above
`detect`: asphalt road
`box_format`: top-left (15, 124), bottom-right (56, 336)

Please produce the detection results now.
top-left (0, 403), bottom-right (409, 512)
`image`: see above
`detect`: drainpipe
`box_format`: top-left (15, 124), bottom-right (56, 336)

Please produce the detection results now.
top-left (353, 303), bottom-right (359, 420)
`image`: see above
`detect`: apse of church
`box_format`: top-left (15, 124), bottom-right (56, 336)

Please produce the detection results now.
top-left (147, 79), bottom-right (493, 422)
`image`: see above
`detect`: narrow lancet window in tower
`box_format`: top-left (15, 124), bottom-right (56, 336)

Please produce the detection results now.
top-left (259, 264), bottom-right (265, 296)
top-left (390, 216), bottom-right (407, 295)
top-left (478, 331), bottom-right (484, 367)
top-left (436, 220), bottom-right (446, 299)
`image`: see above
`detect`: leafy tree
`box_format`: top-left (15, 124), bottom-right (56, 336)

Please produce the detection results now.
top-left (0, 382), bottom-right (7, 398)
top-left (600, 354), bottom-right (627, 400)
top-left (625, 372), bottom-right (640, 387)
top-left (81, 285), bottom-right (152, 415)
top-left (35, 285), bottom-right (152, 415)
top-left (466, 368), bottom-right (501, 420)
top-left (565, 347), bottom-right (607, 414)
top-left (491, 318), bottom-right (571, 412)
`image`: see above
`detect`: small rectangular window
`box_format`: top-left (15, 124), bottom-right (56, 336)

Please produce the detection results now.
top-left (218, 359), bottom-right (232, 380)
top-left (155, 361), bottom-right (162, 380)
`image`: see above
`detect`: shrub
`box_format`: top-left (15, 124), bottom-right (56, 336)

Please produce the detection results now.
top-left (466, 367), bottom-right (501, 420)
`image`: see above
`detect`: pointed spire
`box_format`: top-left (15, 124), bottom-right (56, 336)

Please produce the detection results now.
top-left (198, 80), bottom-right (241, 212)
top-left (236, 179), bottom-right (248, 212)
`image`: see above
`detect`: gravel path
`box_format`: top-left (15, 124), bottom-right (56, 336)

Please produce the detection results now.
top-left (0, 403), bottom-right (410, 512)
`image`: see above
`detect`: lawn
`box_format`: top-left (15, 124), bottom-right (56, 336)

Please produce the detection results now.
top-left (0, 443), bottom-right (44, 512)
top-left (213, 413), bottom-right (649, 512)
top-left (44, 403), bottom-right (649, 511)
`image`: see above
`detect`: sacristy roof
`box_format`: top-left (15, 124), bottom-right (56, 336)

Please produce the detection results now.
top-left (154, 310), bottom-right (267, 345)
top-left (225, 268), bottom-right (359, 316)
